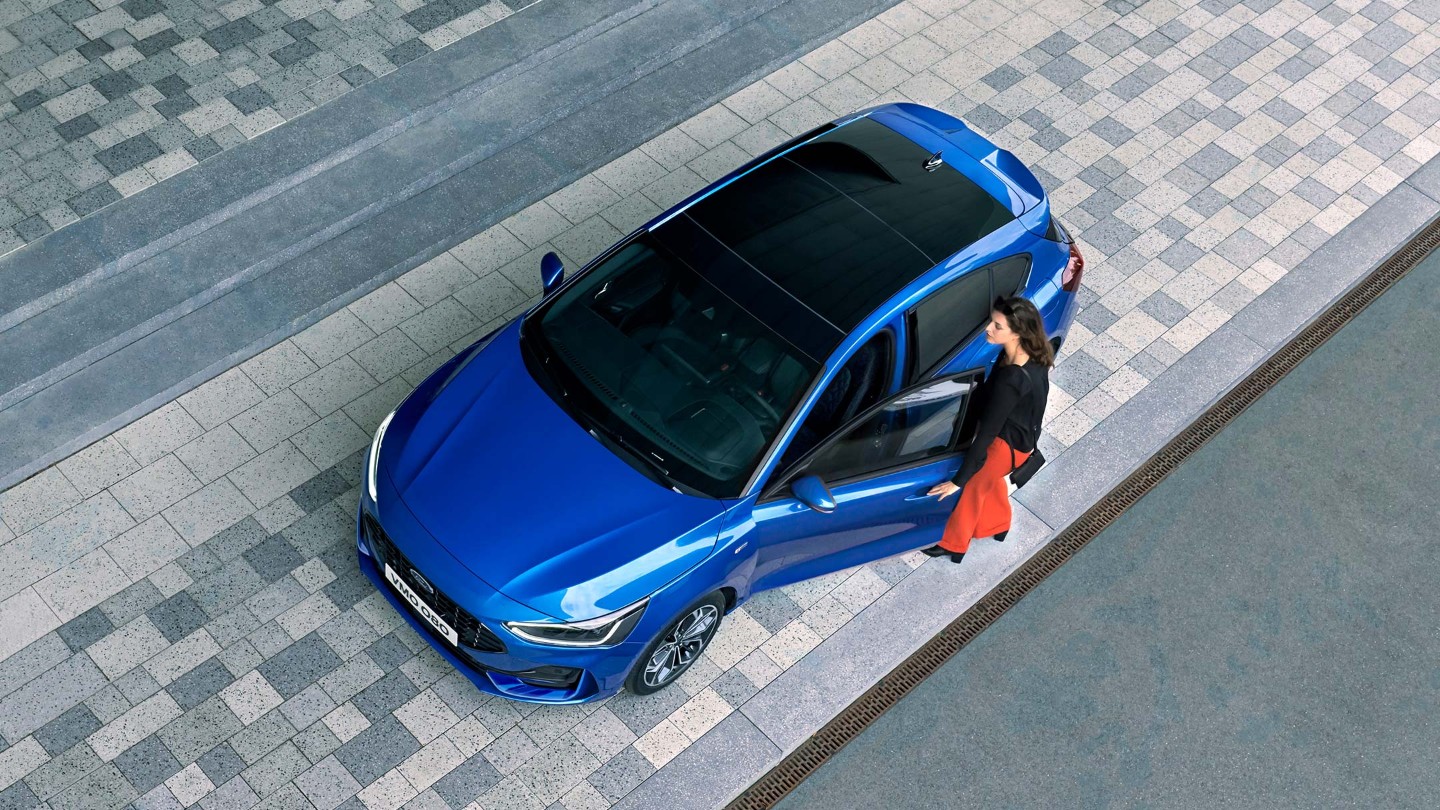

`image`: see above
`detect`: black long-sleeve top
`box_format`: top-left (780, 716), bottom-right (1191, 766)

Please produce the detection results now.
top-left (951, 361), bottom-right (1048, 487)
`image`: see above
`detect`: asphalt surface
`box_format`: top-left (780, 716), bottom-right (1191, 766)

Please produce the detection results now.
top-left (777, 247), bottom-right (1440, 809)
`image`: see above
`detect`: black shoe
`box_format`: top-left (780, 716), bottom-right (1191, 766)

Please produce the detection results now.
top-left (994, 531), bottom-right (1008, 543)
top-left (921, 545), bottom-right (947, 557)
top-left (948, 551), bottom-right (965, 564)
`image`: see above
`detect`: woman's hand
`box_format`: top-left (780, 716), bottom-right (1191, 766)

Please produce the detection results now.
top-left (929, 481), bottom-right (960, 501)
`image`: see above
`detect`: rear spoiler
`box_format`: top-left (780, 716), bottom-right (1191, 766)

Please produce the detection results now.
top-left (880, 103), bottom-right (1046, 214)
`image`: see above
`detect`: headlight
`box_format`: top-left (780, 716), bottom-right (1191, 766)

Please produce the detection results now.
top-left (367, 410), bottom-right (396, 502)
top-left (504, 598), bottom-right (649, 648)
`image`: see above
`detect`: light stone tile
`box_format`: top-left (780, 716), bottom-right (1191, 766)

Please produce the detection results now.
top-left (1, 467), bottom-right (82, 535)
top-left (667, 687), bottom-right (731, 742)
top-left (177, 368), bottom-right (266, 430)
top-left (88, 690), bottom-right (183, 761)
top-left (167, 763), bottom-right (215, 807)
top-left (450, 226), bottom-right (529, 278)
top-left (290, 412), bottom-right (369, 470)
top-left (240, 341), bottom-right (320, 398)
top-left (321, 702), bottom-right (370, 743)
top-left (395, 689), bottom-right (461, 745)
top-left (0, 736), bottom-right (47, 791)
top-left (162, 477), bottom-right (255, 547)
top-left (227, 442), bottom-right (320, 510)
top-left (357, 769), bottom-right (416, 810)
top-left (277, 592), bottom-right (339, 641)
top-left (292, 357), bottom-right (380, 417)
top-left (348, 284), bottom-right (426, 335)
top-left (90, 615), bottom-right (171, 679)
top-left (115, 403), bottom-right (204, 467)
top-left (826, 567), bottom-right (890, 614)
top-left (0, 493), bottom-right (136, 602)
top-left (703, 608), bottom-right (768, 671)
top-left (35, 548), bottom-right (130, 622)
top-left (174, 425), bottom-right (259, 485)
top-left (231, 390), bottom-right (321, 453)
top-left (0, 589), bottom-right (61, 663)
top-left (58, 437), bottom-right (141, 499)
top-left (221, 670), bottom-right (285, 725)
top-left (757, 621), bottom-right (823, 669)
top-left (294, 309), bottom-right (379, 368)
top-left (254, 496), bottom-right (306, 535)
top-left (397, 736), bottom-right (465, 791)
top-left (399, 254), bottom-right (482, 310)
top-left (631, 720), bottom-right (688, 769)
top-left (144, 627), bottom-right (221, 685)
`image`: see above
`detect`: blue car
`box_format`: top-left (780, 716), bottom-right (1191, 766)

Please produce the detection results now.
top-left (357, 103), bottom-right (1083, 703)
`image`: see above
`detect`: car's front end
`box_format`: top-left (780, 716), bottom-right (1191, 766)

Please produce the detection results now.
top-left (355, 321), bottom-right (730, 703)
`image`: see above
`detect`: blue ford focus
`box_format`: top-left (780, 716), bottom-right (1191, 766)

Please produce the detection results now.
top-left (357, 103), bottom-right (1082, 703)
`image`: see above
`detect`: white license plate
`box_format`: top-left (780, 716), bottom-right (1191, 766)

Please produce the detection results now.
top-left (385, 564), bottom-right (459, 646)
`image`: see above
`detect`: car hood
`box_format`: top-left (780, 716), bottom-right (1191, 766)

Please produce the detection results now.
top-left (383, 324), bottom-right (727, 622)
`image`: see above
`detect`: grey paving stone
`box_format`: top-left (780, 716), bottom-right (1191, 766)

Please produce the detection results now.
top-left (188, 558), bottom-right (266, 619)
top-left (709, 667), bottom-right (759, 708)
top-left (739, 590), bottom-right (801, 634)
top-left (291, 756), bottom-right (358, 810)
top-left (332, 714), bottom-right (419, 785)
top-left (196, 743), bottom-right (246, 787)
top-left (35, 703), bottom-right (103, 755)
top-left (257, 634), bottom-right (341, 699)
top-left (0, 634), bottom-right (70, 701)
top-left (286, 469), bottom-right (348, 513)
top-left (607, 686), bottom-right (688, 738)
top-left (291, 722), bottom-right (340, 763)
top-left (1050, 351), bottom-right (1111, 399)
top-left (0, 782), bottom-right (40, 810)
top-left (364, 634), bottom-right (412, 673)
top-left (56, 607), bottom-right (115, 652)
top-left (351, 668), bottom-right (419, 722)
top-left (157, 694), bottom-right (244, 764)
top-left (167, 659), bottom-right (236, 711)
top-left (586, 745), bottom-right (653, 803)
top-left (24, 741), bottom-right (102, 801)
top-left (114, 735), bottom-right (182, 794)
top-left (48, 762), bottom-right (136, 810)
top-left (225, 709), bottom-right (295, 766)
top-left (99, 580), bottom-right (165, 628)
top-left (198, 775), bottom-right (258, 810)
top-left (240, 742), bottom-right (308, 798)
top-left (147, 592), bottom-right (211, 643)
top-left (242, 535), bottom-right (305, 584)
top-left (0, 652), bottom-right (107, 741)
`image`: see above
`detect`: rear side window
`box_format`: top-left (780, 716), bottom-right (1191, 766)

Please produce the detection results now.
top-left (991, 255), bottom-right (1031, 299)
top-left (909, 269), bottom-right (990, 379)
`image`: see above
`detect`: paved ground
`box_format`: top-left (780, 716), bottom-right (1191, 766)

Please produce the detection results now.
top-left (4, 0), bottom-right (1440, 808)
top-left (0, 0), bottom-right (535, 254)
top-left (777, 234), bottom-right (1440, 810)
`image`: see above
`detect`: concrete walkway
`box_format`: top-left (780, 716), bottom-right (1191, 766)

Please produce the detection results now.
top-left (776, 230), bottom-right (1440, 810)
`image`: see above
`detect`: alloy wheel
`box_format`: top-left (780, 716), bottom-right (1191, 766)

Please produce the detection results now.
top-left (642, 603), bottom-right (719, 688)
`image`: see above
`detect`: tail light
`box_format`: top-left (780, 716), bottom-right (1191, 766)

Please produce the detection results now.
top-left (1061, 239), bottom-right (1085, 292)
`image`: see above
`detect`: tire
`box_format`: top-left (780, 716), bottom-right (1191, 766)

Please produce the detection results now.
top-left (625, 592), bottom-right (726, 695)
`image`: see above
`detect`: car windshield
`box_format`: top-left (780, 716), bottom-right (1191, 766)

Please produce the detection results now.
top-left (525, 236), bottom-right (819, 498)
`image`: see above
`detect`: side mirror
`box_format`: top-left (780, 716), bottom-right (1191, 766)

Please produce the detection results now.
top-left (791, 475), bottom-right (836, 514)
top-left (540, 252), bottom-right (565, 296)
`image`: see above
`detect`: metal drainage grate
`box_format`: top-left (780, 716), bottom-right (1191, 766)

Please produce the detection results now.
top-left (725, 215), bottom-right (1440, 810)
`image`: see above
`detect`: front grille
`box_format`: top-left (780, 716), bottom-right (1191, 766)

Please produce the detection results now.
top-left (363, 515), bottom-right (506, 653)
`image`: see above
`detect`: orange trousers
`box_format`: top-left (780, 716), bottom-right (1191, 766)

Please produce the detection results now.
top-left (939, 437), bottom-right (1029, 554)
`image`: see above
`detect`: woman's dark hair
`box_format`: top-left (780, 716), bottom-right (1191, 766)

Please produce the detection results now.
top-left (993, 296), bottom-right (1054, 368)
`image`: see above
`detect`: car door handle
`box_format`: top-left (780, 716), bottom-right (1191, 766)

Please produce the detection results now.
top-left (905, 487), bottom-right (938, 502)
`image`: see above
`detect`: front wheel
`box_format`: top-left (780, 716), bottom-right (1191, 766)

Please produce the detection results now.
top-left (625, 592), bottom-right (725, 695)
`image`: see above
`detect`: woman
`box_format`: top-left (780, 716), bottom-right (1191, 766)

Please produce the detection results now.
top-left (923, 296), bottom-right (1052, 564)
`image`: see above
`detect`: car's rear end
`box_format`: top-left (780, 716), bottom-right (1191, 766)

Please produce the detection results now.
top-left (865, 102), bottom-right (1083, 352)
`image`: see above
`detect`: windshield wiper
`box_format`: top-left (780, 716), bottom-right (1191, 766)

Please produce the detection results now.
top-left (585, 422), bottom-right (692, 496)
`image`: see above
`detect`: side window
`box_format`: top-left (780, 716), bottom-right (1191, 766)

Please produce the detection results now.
top-left (909, 269), bottom-right (990, 380)
top-left (803, 375), bottom-right (977, 483)
top-left (991, 255), bottom-right (1031, 299)
top-left (776, 332), bottom-right (893, 473)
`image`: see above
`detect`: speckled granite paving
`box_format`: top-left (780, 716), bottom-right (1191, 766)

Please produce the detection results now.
top-left (0, 0), bottom-right (535, 253)
top-left (3, 0), bottom-right (1440, 808)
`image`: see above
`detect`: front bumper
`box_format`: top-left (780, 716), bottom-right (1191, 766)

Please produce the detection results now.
top-left (355, 495), bottom-right (648, 704)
